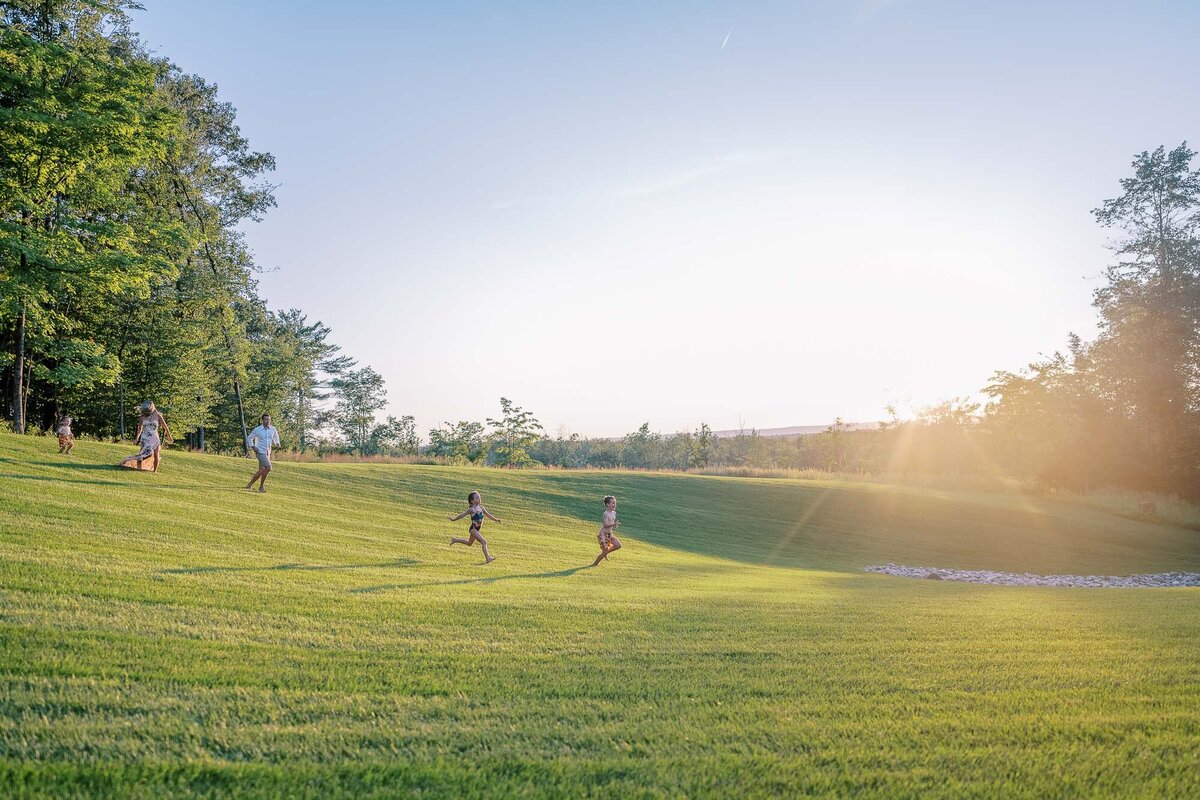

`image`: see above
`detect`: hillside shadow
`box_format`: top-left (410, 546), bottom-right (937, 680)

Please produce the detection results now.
top-left (501, 473), bottom-right (842, 569)
top-left (352, 565), bottom-right (589, 594)
top-left (0, 472), bottom-right (241, 490)
top-left (0, 471), bottom-right (129, 487)
top-left (504, 472), bottom-right (1200, 575)
top-left (161, 558), bottom-right (420, 575)
top-left (25, 460), bottom-right (123, 470)
top-left (0, 457), bottom-right (255, 490)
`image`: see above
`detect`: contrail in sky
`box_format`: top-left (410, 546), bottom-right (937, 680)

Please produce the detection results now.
top-left (721, 26), bottom-right (733, 51)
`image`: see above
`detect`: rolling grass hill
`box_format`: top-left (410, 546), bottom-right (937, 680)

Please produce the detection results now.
top-left (2, 431), bottom-right (1198, 798)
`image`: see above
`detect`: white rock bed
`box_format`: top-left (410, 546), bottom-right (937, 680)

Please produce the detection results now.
top-left (865, 563), bottom-right (1200, 588)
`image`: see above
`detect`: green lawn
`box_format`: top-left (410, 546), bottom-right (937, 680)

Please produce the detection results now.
top-left (1, 431), bottom-right (1198, 798)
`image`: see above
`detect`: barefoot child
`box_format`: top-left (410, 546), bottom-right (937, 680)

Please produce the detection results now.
top-left (591, 495), bottom-right (622, 566)
top-left (449, 491), bottom-right (501, 563)
top-left (56, 416), bottom-right (75, 455)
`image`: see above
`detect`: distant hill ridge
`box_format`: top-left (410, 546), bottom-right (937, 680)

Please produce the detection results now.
top-left (711, 422), bottom-right (879, 439)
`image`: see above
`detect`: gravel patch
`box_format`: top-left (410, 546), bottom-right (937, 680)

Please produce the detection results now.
top-left (864, 563), bottom-right (1200, 588)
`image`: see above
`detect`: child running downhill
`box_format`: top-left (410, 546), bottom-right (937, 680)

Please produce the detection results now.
top-left (592, 495), bottom-right (622, 566)
top-left (56, 416), bottom-right (75, 455)
top-left (449, 491), bottom-right (501, 564)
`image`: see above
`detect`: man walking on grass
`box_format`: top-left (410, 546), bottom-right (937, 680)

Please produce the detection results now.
top-left (245, 413), bottom-right (281, 493)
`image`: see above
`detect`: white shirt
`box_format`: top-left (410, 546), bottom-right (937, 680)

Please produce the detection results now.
top-left (247, 424), bottom-right (280, 454)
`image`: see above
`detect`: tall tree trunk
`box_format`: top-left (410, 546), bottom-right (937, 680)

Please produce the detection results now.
top-left (11, 303), bottom-right (25, 434)
top-left (169, 173), bottom-right (250, 454)
top-left (21, 355), bottom-right (31, 432)
top-left (233, 376), bottom-right (248, 455)
top-left (116, 338), bottom-right (127, 439)
top-left (298, 388), bottom-right (306, 452)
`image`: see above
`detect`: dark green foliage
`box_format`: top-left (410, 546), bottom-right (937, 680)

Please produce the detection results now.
top-left (368, 414), bottom-right (419, 456)
top-left (329, 367), bottom-right (387, 454)
top-left (427, 420), bottom-right (487, 463)
top-left (0, 1), bottom-right (372, 451)
top-left (487, 397), bottom-right (544, 467)
top-left (0, 1), bottom-right (181, 430)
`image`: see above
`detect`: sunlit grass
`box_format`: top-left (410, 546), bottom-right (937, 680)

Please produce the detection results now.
top-left (1, 432), bottom-right (1198, 798)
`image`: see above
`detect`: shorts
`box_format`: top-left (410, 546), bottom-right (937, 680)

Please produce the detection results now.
top-left (256, 450), bottom-right (272, 469)
top-left (598, 529), bottom-right (614, 549)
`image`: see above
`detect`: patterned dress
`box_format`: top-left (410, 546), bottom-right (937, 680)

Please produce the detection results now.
top-left (134, 415), bottom-right (161, 460)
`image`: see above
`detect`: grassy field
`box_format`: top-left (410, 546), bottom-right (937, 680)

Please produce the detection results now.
top-left (1, 431), bottom-right (1198, 798)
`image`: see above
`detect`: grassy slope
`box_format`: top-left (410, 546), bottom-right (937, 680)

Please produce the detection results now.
top-left (1, 432), bottom-right (1198, 798)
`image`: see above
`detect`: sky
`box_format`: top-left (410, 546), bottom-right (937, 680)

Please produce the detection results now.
top-left (131, 0), bottom-right (1200, 438)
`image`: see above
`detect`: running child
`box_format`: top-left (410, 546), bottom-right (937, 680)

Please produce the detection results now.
top-left (448, 491), bottom-right (501, 564)
top-left (591, 495), bottom-right (622, 566)
top-left (56, 415), bottom-right (75, 455)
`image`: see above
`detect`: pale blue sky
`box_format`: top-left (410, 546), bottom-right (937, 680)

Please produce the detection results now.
top-left (133, 1), bottom-right (1200, 437)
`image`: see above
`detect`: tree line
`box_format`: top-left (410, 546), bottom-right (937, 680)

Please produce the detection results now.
top-left (4, 4), bottom-right (1198, 496)
top-left (0, 0), bottom-right (387, 454)
top-left (417, 142), bottom-right (1200, 500)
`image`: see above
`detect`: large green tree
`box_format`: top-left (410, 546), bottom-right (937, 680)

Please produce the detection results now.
top-left (0, 0), bottom-right (179, 432)
top-left (244, 308), bottom-right (352, 452)
top-left (486, 397), bottom-right (543, 467)
top-left (426, 420), bottom-right (487, 463)
top-left (1091, 143), bottom-right (1200, 491)
top-left (330, 366), bottom-right (387, 454)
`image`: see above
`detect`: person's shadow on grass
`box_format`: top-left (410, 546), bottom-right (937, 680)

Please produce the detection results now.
top-left (0, 471), bottom-right (130, 487)
top-left (0, 471), bottom-right (244, 490)
top-left (351, 565), bottom-right (589, 594)
top-left (161, 558), bottom-right (420, 575)
top-left (0, 458), bottom-right (257, 490)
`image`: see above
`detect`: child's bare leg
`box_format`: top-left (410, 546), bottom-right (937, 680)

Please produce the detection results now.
top-left (478, 535), bottom-right (495, 562)
top-left (66, 441), bottom-right (73, 454)
top-left (453, 527), bottom-right (481, 547)
top-left (592, 535), bottom-right (622, 566)
top-left (152, 448), bottom-right (161, 473)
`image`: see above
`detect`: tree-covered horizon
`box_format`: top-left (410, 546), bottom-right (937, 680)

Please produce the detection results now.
top-left (3, 2), bottom-right (1198, 496)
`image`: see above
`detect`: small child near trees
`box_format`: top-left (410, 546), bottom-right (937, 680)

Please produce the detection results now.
top-left (592, 495), bottom-right (622, 566)
top-left (56, 416), bottom-right (75, 455)
top-left (449, 491), bottom-right (501, 563)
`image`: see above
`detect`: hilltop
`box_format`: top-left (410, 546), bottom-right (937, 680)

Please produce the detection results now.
top-left (2, 432), bottom-right (1198, 798)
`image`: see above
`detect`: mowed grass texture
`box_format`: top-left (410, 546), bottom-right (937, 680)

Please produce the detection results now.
top-left (1, 432), bottom-right (1199, 799)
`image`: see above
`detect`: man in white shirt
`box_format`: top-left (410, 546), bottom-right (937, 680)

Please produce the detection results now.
top-left (245, 413), bottom-right (281, 493)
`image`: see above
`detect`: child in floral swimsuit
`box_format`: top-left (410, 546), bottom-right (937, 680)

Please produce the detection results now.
top-left (449, 491), bottom-right (501, 564)
top-left (57, 416), bottom-right (75, 455)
